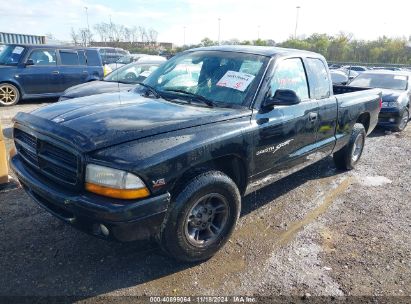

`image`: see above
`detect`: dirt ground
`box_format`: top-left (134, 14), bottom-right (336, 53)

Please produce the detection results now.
top-left (0, 100), bottom-right (410, 300)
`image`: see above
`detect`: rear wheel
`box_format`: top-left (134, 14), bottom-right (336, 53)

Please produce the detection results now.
top-left (158, 171), bottom-right (241, 262)
top-left (393, 108), bottom-right (409, 132)
top-left (333, 123), bottom-right (366, 170)
top-left (0, 83), bottom-right (20, 106)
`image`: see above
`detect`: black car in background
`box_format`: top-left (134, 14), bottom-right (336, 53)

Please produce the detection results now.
top-left (0, 44), bottom-right (103, 106)
top-left (349, 70), bottom-right (411, 131)
top-left (59, 58), bottom-right (164, 101)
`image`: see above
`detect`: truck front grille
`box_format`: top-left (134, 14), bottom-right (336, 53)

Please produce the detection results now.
top-left (14, 128), bottom-right (81, 188)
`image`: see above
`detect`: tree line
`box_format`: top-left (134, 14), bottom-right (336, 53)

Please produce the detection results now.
top-left (280, 33), bottom-right (411, 65)
top-left (70, 22), bottom-right (158, 47)
top-left (174, 34), bottom-right (411, 65)
top-left (69, 24), bottom-right (411, 65)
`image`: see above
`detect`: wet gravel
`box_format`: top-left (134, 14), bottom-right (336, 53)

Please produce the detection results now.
top-left (0, 101), bottom-right (410, 299)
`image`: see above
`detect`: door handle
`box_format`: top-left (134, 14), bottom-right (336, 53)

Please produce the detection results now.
top-left (308, 112), bottom-right (318, 122)
top-left (52, 71), bottom-right (59, 75)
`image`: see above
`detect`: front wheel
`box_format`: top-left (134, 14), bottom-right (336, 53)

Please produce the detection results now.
top-left (0, 83), bottom-right (20, 106)
top-left (333, 123), bottom-right (366, 170)
top-left (158, 171), bottom-right (241, 262)
top-left (393, 108), bottom-right (409, 132)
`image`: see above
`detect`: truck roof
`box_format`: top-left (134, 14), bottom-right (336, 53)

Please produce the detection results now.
top-left (187, 45), bottom-right (323, 58)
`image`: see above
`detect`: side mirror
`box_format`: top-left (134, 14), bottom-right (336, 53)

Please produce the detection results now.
top-left (263, 89), bottom-right (301, 108)
top-left (25, 59), bottom-right (34, 66)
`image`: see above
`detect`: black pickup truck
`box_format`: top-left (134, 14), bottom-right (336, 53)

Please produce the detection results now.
top-left (10, 46), bottom-right (382, 262)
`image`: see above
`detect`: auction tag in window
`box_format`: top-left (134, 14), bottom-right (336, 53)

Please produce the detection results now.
top-left (12, 46), bottom-right (24, 54)
top-left (216, 71), bottom-right (255, 92)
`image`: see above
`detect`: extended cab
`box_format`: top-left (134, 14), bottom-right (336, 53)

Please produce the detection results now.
top-left (10, 46), bottom-right (382, 262)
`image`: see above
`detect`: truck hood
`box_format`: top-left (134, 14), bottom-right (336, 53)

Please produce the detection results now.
top-left (62, 81), bottom-right (135, 99)
top-left (24, 91), bottom-right (250, 152)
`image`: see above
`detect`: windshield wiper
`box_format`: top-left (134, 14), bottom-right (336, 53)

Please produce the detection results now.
top-left (137, 83), bottom-right (162, 99)
top-left (163, 89), bottom-right (215, 107)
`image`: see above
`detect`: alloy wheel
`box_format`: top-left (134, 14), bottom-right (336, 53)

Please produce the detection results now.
top-left (184, 193), bottom-right (229, 247)
top-left (351, 133), bottom-right (364, 163)
top-left (0, 84), bottom-right (18, 106)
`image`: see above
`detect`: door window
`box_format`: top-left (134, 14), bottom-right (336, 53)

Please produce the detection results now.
top-left (270, 58), bottom-right (309, 100)
top-left (305, 58), bottom-right (330, 99)
top-left (60, 51), bottom-right (79, 65)
top-left (27, 49), bottom-right (57, 66)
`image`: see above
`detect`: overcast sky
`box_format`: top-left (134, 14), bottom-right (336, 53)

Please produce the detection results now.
top-left (1, 0), bottom-right (410, 45)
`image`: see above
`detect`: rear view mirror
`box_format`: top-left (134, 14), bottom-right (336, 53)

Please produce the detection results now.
top-left (25, 59), bottom-right (34, 66)
top-left (263, 89), bottom-right (301, 108)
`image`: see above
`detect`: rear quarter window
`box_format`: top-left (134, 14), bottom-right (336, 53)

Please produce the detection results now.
top-left (305, 58), bottom-right (330, 99)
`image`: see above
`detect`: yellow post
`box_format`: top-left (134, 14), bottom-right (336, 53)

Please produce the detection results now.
top-left (0, 123), bottom-right (9, 184)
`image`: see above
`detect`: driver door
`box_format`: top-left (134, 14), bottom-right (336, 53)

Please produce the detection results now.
top-left (18, 48), bottom-right (61, 95)
top-left (252, 57), bottom-right (319, 178)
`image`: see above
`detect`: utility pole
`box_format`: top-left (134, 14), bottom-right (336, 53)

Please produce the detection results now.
top-left (294, 6), bottom-right (300, 39)
top-left (84, 6), bottom-right (90, 46)
top-left (218, 18), bottom-right (221, 45)
top-left (109, 15), bottom-right (113, 42)
top-left (183, 26), bottom-right (186, 46)
top-left (258, 25), bottom-right (260, 40)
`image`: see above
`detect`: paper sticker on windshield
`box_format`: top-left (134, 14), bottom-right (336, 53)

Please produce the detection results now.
top-left (12, 46), bottom-right (24, 54)
top-left (394, 76), bottom-right (407, 80)
top-left (140, 70), bottom-right (152, 77)
top-left (216, 71), bottom-right (255, 92)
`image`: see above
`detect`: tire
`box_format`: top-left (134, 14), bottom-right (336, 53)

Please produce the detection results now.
top-left (333, 123), bottom-right (366, 170)
top-left (393, 108), bottom-right (409, 132)
top-left (158, 171), bottom-right (241, 262)
top-left (125, 72), bottom-right (137, 81)
top-left (0, 83), bottom-right (20, 106)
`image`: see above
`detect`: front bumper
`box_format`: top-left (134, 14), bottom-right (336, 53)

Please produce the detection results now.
top-left (377, 108), bottom-right (403, 127)
top-left (10, 154), bottom-right (171, 242)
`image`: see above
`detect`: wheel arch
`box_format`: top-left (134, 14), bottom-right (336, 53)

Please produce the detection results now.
top-left (170, 154), bottom-right (248, 198)
top-left (356, 112), bottom-right (370, 133)
top-left (0, 80), bottom-right (24, 96)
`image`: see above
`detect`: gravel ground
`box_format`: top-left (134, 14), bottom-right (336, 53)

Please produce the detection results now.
top-left (0, 101), bottom-right (410, 300)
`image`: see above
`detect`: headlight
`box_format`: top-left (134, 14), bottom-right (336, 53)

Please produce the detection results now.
top-left (85, 164), bottom-right (150, 199)
top-left (382, 101), bottom-right (399, 108)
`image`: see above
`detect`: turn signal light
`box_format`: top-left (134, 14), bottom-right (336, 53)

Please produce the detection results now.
top-left (85, 182), bottom-right (150, 199)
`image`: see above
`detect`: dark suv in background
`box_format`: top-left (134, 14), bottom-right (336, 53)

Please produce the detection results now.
top-left (0, 44), bottom-right (104, 106)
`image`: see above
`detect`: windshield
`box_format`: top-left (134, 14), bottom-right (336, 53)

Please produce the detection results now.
top-left (104, 63), bottom-right (160, 84)
top-left (0, 45), bottom-right (25, 65)
top-left (142, 50), bottom-right (269, 107)
top-left (350, 73), bottom-right (408, 90)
